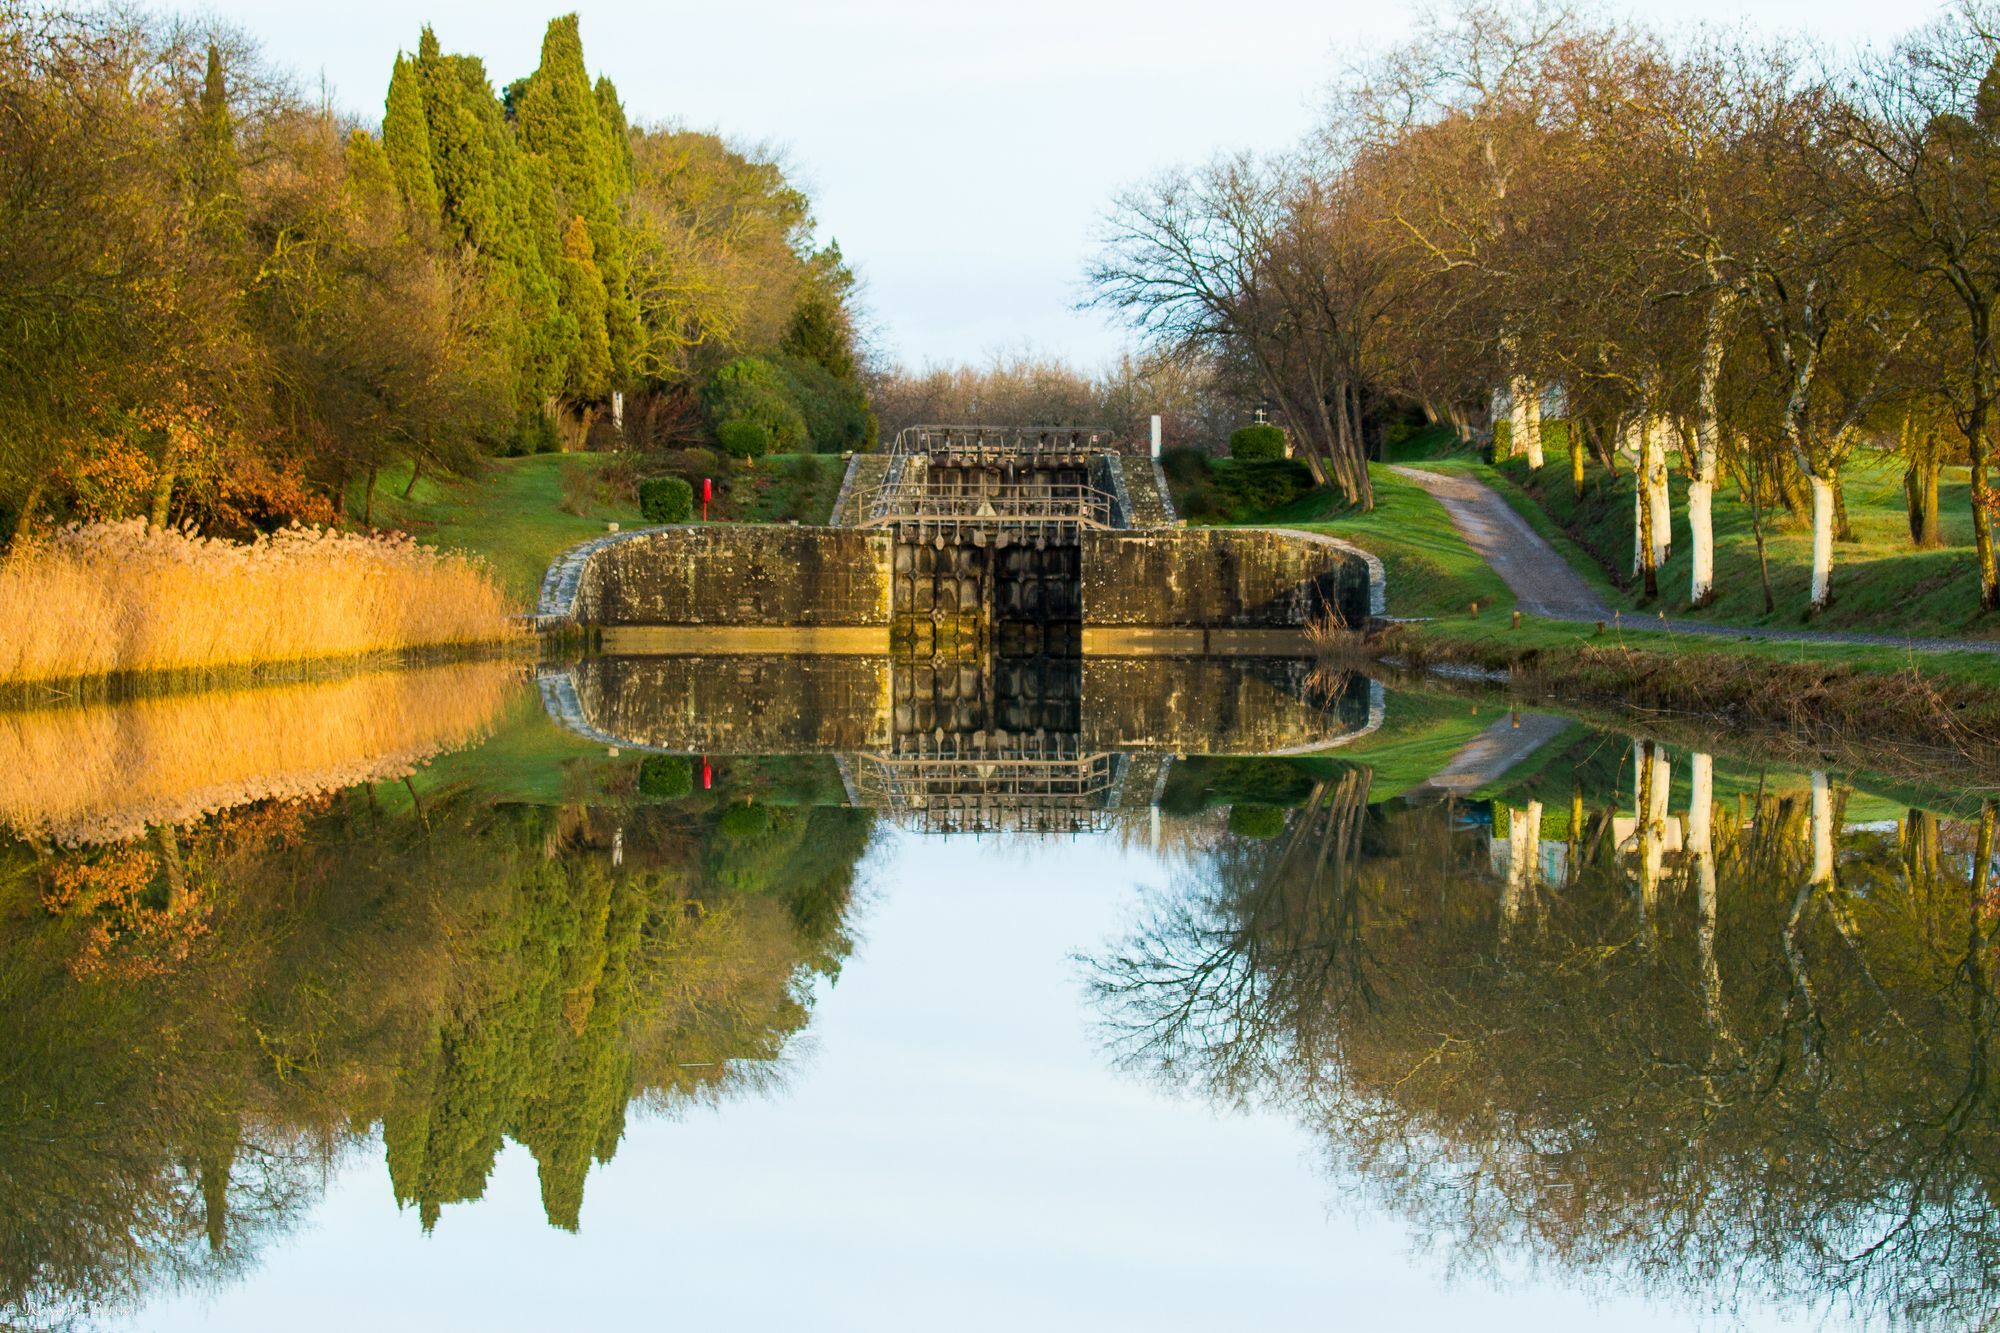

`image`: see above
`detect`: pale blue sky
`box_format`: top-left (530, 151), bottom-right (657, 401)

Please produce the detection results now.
top-left (203, 0), bottom-right (1934, 368)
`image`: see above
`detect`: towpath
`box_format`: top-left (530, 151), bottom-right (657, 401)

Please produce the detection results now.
top-left (1389, 466), bottom-right (2000, 658)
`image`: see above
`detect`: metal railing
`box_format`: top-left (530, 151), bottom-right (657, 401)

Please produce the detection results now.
top-left (861, 481), bottom-right (1117, 529)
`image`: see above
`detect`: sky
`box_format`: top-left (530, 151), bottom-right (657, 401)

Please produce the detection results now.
top-left (200, 0), bottom-right (1936, 370)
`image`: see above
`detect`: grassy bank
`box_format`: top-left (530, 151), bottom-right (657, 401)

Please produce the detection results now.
top-left (1466, 440), bottom-right (2000, 640)
top-left (0, 521), bottom-right (520, 690)
top-left (362, 451), bottom-right (847, 606)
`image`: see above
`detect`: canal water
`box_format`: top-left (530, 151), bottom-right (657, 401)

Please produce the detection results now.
top-left (0, 655), bottom-right (1991, 1330)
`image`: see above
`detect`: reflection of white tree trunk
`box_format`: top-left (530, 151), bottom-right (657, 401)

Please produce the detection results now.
top-left (1689, 753), bottom-right (1724, 1034)
top-left (1810, 770), bottom-right (1834, 886)
top-left (1634, 742), bottom-right (1670, 920)
top-left (1502, 799), bottom-right (1543, 938)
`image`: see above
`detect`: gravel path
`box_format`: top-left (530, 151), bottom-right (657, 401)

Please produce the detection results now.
top-left (1390, 466), bottom-right (2000, 658)
top-left (1418, 712), bottom-right (1576, 797)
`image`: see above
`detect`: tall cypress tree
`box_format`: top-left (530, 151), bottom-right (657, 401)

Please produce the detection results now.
top-left (187, 43), bottom-right (241, 240)
top-left (515, 16), bottom-right (639, 391)
top-left (382, 54), bottom-right (441, 223)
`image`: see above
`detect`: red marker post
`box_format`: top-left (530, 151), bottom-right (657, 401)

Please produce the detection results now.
top-left (702, 477), bottom-right (712, 521)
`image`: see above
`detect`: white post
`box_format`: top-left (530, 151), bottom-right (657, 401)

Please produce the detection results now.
top-left (1149, 414), bottom-right (1162, 460)
top-left (612, 390), bottom-right (625, 434)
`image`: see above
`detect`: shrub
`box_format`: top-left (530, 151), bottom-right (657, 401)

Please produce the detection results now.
top-left (1211, 458), bottom-right (1314, 514)
top-left (637, 755), bottom-right (693, 800)
top-left (1229, 424), bottom-right (1287, 461)
top-left (1207, 758), bottom-right (1317, 808)
top-left (719, 802), bottom-right (771, 838)
top-left (505, 410), bottom-right (560, 457)
top-left (774, 354), bottom-right (878, 453)
top-left (701, 357), bottom-right (808, 452)
top-left (1228, 803), bottom-right (1287, 838)
top-left (1486, 420), bottom-right (1512, 464)
top-left (638, 477), bottom-right (694, 524)
top-left (716, 418), bottom-right (770, 461)
top-left (1179, 483), bottom-right (1225, 519)
top-left (1160, 446), bottom-right (1210, 487)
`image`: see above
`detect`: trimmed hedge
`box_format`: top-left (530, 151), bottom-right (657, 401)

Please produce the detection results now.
top-left (1228, 803), bottom-right (1287, 838)
top-left (1229, 423), bottom-right (1287, 461)
top-left (638, 754), bottom-right (694, 799)
top-left (639, 476), bottom-right (694, 524)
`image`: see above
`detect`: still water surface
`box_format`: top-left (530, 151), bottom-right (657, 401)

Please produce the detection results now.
top-left (1, 655), bottom-right (1991, 1330)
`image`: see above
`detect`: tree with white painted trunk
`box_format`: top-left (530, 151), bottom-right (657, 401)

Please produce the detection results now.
top-left (1731, 75), bottom-right (1912, 613)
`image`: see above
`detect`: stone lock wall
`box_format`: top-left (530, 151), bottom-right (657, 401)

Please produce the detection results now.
top-left (1079, 529), bottom-right (1375, 630)
top-left (564, 526), bottom-right (892, 628)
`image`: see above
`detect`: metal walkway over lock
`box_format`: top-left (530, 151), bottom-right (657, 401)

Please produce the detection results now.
top-left (856, 424), bottom-right (1127, 544)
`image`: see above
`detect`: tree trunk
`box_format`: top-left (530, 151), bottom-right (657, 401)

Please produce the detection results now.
top-left (1808, 474), bottom-right (1834, 612)
top-left (1687, 477), bottom-right (1715, 607)
top-left (1748, 458), bottom-right (1776, 613)
top-left (1906, 455), bottom-right (1942, 548)
top-left (363, 465), bottom-right (378, 528)
top-left (1516, 378), bottom-right (1544, 469)
top-left (7, 475), bottom-right (45, 548)
top-left (1570, 420), bottom-right (1586, 498)
top-left (1971, 422), bottom-right (1998, 611)
top-left (1645, 416), bottom-right (1672, 568)
top-left (403, 454), bottom-right (424, 499)
top-left (148, 466), bottom-right (174, 529)
top-left (1690, 295), bottom-right (1729, 606)
top-left (1831, 462), bottom-right (1854, 542)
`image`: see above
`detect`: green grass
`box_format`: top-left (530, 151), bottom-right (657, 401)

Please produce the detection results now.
top-left (360, 454), bottom-right (642, 608)
top-left (1289, 464), bottom-right (1515, 621)
top-left (1477, 440), bottom-right (2000, 640)
top-left (352, 451), bottom-right (849, 611)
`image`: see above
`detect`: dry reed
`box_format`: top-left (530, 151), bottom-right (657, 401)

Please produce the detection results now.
top-left (0, 660), bottom-right (519, 844)
top-left (0, 520), bottom-right (522, 685)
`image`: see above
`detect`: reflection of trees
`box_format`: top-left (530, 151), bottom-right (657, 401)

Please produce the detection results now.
top-left (0, 777), bottom-right (874, 1329)
top-left (1092, 757), bottom-right (2000, 1328)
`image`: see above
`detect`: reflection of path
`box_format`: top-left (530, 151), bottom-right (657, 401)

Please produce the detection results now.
top-left (1414, 713), bottom-right (1573, 798)
top-left (1393, 466), bottom-right (2000, 654)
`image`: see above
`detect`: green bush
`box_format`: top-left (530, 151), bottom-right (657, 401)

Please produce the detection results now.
top-left (1211, 458), bottom-right (1314, 514)
top-left (1228, 804), bottom-right (1287, 838)
top-left (717, 418), bottom-right (771, 460)
top-left (719, 803), bottom-right (772, 839)
top-left (638, 755), bottom-right (694, 800)
top-left (775, 354), bottom-right (878, 453)
top-left (1229, 424), bottom-right (1287, 461)
top-left (1179, 483), bottom-right (1224, 519)
top-left (1160, 446), bottom-right (1210, 487)
top-left (638, 476), bottom-right (694, 523)
top-left (1486, 420), bottom-right (1512, 465)
top-left (505, 410), bottom-right (560, 457)
top-left (702, 357), bottom-right (808, 452)
top-left (1207, 758), bottom-right (1317, 808)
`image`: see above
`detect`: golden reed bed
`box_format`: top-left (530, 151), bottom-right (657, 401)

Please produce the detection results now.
top-left (0, 520), bottom-right (520, 686)
top-left (0, 660), bottom-right (520, 844)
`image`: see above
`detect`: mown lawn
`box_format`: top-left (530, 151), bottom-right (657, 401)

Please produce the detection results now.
top-left (359, 454), bottom-right (642, 607)
top-left (1465, 440), bottom-right (2000, 640)
top-left (353, 451), bottom-right (848, 609)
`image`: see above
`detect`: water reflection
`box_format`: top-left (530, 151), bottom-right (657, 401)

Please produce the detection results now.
top-left (1090, 732), bottom-right (2000, 1329)
top-left (0, 658), bottom-right (1992, 1330)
